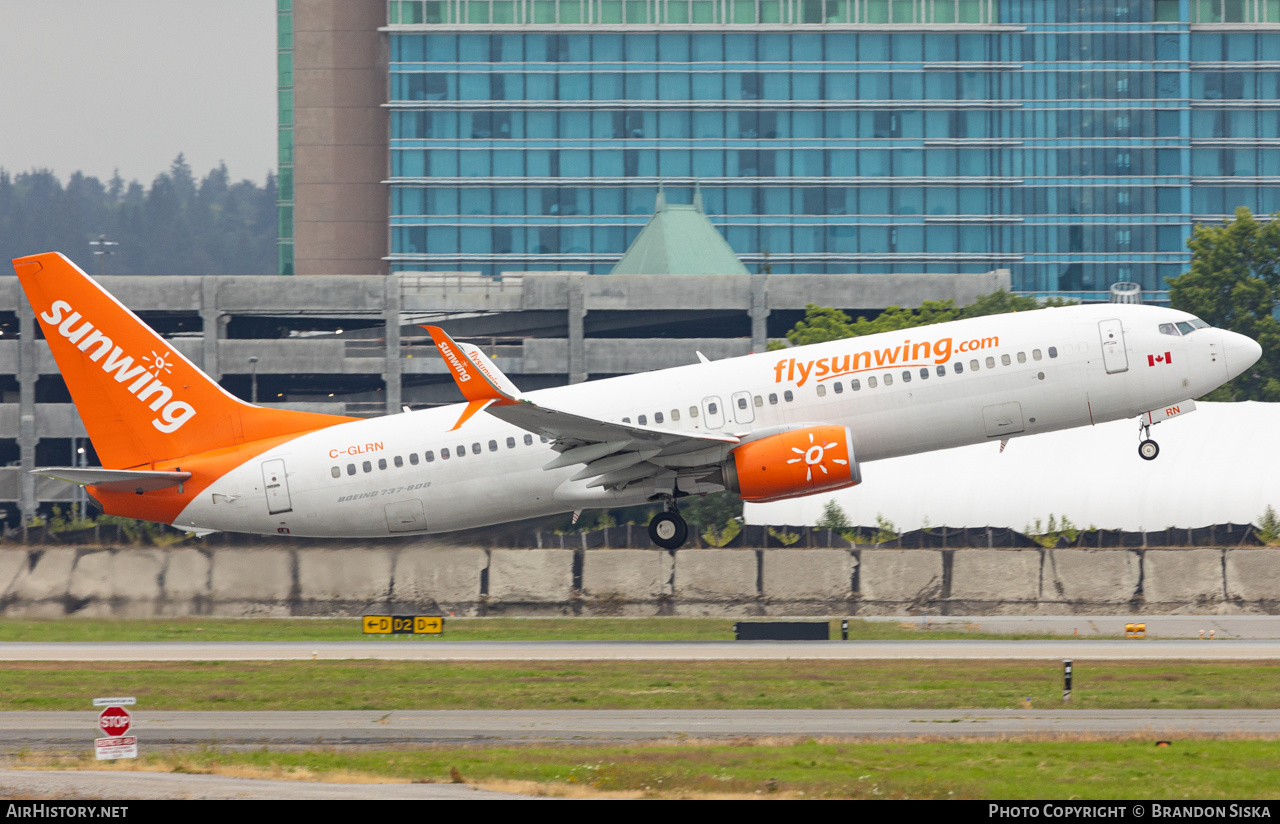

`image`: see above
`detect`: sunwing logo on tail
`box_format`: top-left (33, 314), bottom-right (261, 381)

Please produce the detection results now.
top-left (40, 300), bottom-right (196, 434)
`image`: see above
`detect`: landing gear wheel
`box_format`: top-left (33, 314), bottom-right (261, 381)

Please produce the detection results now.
top-left (1138, 439), bottom-right (1160, 461)
top-left (649, 511), bottom-right (689, 549)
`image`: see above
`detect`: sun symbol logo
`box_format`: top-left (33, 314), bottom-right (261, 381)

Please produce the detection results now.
top-left (786, 432), bottom-right (849, 481)
top-left (142, 349), bottom-right (174, 378)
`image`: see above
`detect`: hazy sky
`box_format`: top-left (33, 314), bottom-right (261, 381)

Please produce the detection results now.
top-left (0, 0), bottom-right (276, 186)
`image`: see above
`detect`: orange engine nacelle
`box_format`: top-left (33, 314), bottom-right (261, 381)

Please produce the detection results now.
top-left (723, 425), bottom-right (861, 503)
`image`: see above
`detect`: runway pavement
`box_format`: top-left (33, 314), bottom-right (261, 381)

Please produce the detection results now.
top-left (0, 639), bottom-right (1276, 661)
top-left (863, 615), bottom-right (1280, 639)
top-left (3, 709), bottom-right (1278, 749)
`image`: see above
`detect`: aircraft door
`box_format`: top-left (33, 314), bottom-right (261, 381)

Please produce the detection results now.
top-left (261, 459), bottom-right (293, 514)
top-left (1098, 319), bottom-right (1129, 374)
top-left (702, 396), bottom-right (725, 429)
top-left (982, 402), bottom-right (1025, 438)
top-left (731, 391), bottom-right (755, 424)
top-left (385, 500), bottom-right (427, 533)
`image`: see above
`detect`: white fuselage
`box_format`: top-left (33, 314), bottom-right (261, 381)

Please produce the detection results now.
top-left (173, 304), bottom-right (1247, 538)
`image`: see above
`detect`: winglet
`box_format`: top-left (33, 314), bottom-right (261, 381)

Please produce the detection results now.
top-left (424, 326), bottom-right (516, 402)
top-left (424, 325), bottom-right (519, 429)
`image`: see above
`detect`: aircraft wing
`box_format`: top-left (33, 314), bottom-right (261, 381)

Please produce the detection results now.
top-left (424, 326), bottom-right (739, 489)
top-left (32, 467), bottom-right (192, 492)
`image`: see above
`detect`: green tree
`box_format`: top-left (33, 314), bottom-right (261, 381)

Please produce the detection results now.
top-left (1168, 206), bottom-right (1280, 401)
top-left (815, 500), bottom-right (851, 532)
top-left (782, 304), bottom-right (858, 346)
top-left (780, 290), bottom-right (1072, 348)
top-left (0, 157), bottom-right (277, 276)
top-left (680, 491), bottom-right (744, 534)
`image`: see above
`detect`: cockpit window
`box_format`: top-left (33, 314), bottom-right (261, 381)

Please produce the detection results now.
top-left (1189, 318), bottom-right (1209, 329)
top-left (1159, 323), bottom-right (1179, 336)
top-left (1176, 321), bottom-right (1195, 335)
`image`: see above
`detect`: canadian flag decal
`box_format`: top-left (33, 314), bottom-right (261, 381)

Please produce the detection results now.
top-left (1148, 352), bottom-right (1172, 366)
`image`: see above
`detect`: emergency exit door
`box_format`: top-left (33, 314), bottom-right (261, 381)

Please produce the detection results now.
top-left (262, 459), bottom-right (292, 515)
top-left (1098, 319), bottom-right (1129, 374)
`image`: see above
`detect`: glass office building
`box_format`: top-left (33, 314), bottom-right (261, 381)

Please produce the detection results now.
top-left (382, 0), bottom-right (1280, 293)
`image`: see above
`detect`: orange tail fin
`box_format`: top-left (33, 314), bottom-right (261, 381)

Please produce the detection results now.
top-left (13, 252), bottom-right (356, 469)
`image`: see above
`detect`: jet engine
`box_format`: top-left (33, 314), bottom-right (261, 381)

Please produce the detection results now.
top-left (722, 424), bottom-right (860, 503)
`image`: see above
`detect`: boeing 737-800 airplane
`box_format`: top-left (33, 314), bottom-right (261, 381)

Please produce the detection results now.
top-left (13, 252), bottom-right (1262, 548)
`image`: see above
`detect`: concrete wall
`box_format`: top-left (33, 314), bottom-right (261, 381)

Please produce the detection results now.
top-left (3, 545), bottom-right (1279, 618)
top-left (292, 0), bottom-right (389, 275)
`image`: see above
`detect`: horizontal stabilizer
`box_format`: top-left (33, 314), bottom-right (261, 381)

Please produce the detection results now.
top-left (32, 467), bottom-right (192, 493)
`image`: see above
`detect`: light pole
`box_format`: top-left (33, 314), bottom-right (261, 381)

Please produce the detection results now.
top-left (89, 235), bottom-right (118, 277)
top-left (248, 356), bottom-right (259, 404)
top-left (76, 445), bottom-right (86, 522)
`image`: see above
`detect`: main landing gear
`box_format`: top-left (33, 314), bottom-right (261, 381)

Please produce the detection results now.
top-left (648, 499), bottom-right (689, 550)
top-left (1138, 421), bottom-right (1160, 461)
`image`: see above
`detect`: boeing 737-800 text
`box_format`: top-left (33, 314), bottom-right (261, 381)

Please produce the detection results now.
top-left (13, 252), bottom-right (1262, 547)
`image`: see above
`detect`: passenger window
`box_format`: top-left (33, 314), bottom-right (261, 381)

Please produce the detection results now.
top-left (1033, 349), bottom-right (1042, 360)
top-left (363, 461), bottom-right (372, 473)
top-left (868, 376), bottom-right (877, 388)
top-left (920, 367), bottom-right (929, 380)
top-left (689, 406), bottom-right (698, 417)
top-left (753, 395), bottom-right (763, 407)
top-left (970, 359), bottom-right (979, 371)
top-left (671, 409), bottom-right (680, 421)
top-left (330, 466), bottom-right (341, 478)
top-left (768, 393), bottom-right (778, 405)
top-left (737, 397), bottom-right (748, 409)
top-left (638, 414), bottom-right (647, 425)
top-left (489, 440), bottom-right (498, 452)
top-left (622, 417), bottom-right (631, 423)
top-left (441, 448), bottom-right (450, 460)
top-left (817, 384), bottom-right (827, 396)
top-left (1175, 321), bottom-right (1195, 335)
top-left (783, 390), bottom-right (794, 402)
top-left (708, 402), bottom-right (718, 414)
top-left (540, 436), bottom-right (549, 442)
top-left (1001, 354), bottom-right (1011, 366)
top-left (833, 382), bottom-right (843, 394)
top-left (984, 357), bottom-right (994, 368)
top-left (394, 455), bottom-right (404, 468)
top-left (655, 412), bottom-right (664, 423)
top-left (347, 463), bottom-right (356, 475)
top-left (851, 378), bottom-right (861, 390)
top-left (1048, 347), bottom-right (1058, 358)
top-left (936, 365), bottom-right (945, 377)
top-left (901, 370), bottom-right (911, 383)
top-left (953, 361), bottom-right (963, 373)
top-left (378, 458), bottom-right (387, 470)
top-left (454, 444), bottom-right (464, 457)
top-left (472, 442), bottom-right (481, 454)
top-left (1159, 323), bottom-right (1179, 336)
top-left (410, 453), bottom-right (420, 465)
top-left (884, 373), bottom-right (893, 385)
top-left (507, 437), bottom-right (516, 448)
top-left (524, 434), bottom-right (533, 445)
top-left (1017, 352), bottom-right (1026, 363)
top-left (427, 450), bottom-right (436, 462)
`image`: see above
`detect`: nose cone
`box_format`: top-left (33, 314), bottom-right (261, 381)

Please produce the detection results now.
top-left (1222, 329), bottom-right (1263, 380)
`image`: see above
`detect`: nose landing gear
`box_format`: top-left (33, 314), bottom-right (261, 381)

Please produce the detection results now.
top-left (1138, 421), bottom-right (1160, 461)
top-left (648, 499), bottom-right (689, 549)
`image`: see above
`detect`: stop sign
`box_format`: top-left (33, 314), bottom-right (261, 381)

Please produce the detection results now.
top-left (98, 706), bottom-right (131, 737)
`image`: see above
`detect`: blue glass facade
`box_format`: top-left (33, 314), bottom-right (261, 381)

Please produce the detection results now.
top-left (384, 0), bottom-right (1280, 291)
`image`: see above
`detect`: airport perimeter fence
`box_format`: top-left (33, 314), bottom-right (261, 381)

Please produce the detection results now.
top-left (520, 522), bottom-right (1268, 550)
top-left (0, 521), bottom-right (1268, 549)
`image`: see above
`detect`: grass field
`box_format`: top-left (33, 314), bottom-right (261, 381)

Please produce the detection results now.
top-left (4, 660), bottom-right (1280, 711)
top-left (21, 739), bottom-right (1280, 799)
top-left (0, 616), bottom-right (1074, 643)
